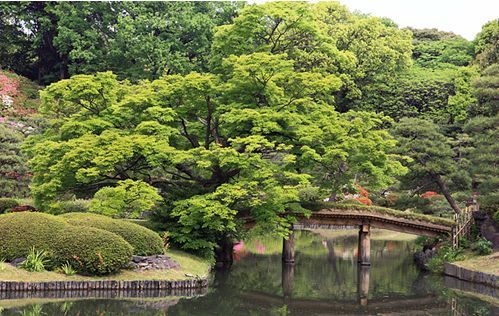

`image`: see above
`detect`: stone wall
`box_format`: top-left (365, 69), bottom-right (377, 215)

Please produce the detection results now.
top-left (444, 262), bottom-right (498, 288)
top-left (0, 278), bottom-right (209, 299)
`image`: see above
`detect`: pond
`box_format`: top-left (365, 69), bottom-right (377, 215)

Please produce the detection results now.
top-left (1, 229), bottom-right (497, 315)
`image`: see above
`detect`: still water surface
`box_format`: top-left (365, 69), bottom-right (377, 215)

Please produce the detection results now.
top-left (1, 229), bottom-right (497, 315)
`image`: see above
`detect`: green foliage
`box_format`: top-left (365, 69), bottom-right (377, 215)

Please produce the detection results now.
top-left (471, 64), bottom-right (499, 117)
top-left (0, 124), bottom-right (31, 198)
top-left (410, 28), bottom-right (473, 68)
top-left (0, 197), bottom-right (19, 213)
top-left (358, 65), bottom-right (477, 123)
top-left (0, 212), bottom-right (133, 275)
top-left (0, 212), bottom-right (69, 260)
top-left (464, 115), bottom-right (499, 215)
top-left (90, 180), bottom-right (162, 218)
top-left (212, 1), bottom-right (412, 111)
top-left (28, 49), bottom-right (406, 256)
top-left (58, 199), bottom-right (90, 214)
top-left (60, 212), bottom-right (164, 256)
top-left (20, 247), bottom-right (50, 272)
top-left (474, 19), bottom-right (499, 69)
top-left (472, 237), bottom-right (493, 255)
top-left (391, 118), bottom-right (467, 214)
top-left (427, 244), bottom-right (465, 273)
top-left (0, 258), bottom-right (6, 271)
top-left (51, 225), bottom-right (133, 275)
top-left (59, 262), bottom-right (76, 276)
top-left (0, 2), bottom-right (242, 83)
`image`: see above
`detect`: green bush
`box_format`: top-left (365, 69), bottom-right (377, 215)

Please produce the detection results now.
top-left (0, 212), bottom-right (133, 275)
top-left (61, 212), bottom-right (164, 256)
top-left (472, 237), bottom-right (493, 255)
top-left (20, 247), bottom-right (50, 272)
top-left (59, 199), bottom-right (90, 213)
top-left (427, 243), bottom-right (465, 273)
top-left (0, 198), bottom-right (19, 214)
top-left (494, 210), bottom-right (499, 225)
top-left (0, 212), bottom-right (68, 260)
top-left (52, 225), bottom-right (133, 275)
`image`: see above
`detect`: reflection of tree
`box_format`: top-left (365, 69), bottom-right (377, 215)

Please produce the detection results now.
top-left (225, 231), bottom-right (427, 300)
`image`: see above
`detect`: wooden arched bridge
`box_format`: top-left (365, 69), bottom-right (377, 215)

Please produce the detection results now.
top-left (255, 203), bottom-right (475, 266)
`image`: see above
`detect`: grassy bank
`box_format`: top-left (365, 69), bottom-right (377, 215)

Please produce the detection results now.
top-left (452, 252), bottom-right (499, 276)
top-left (0, 249), bottom-right (211, 282)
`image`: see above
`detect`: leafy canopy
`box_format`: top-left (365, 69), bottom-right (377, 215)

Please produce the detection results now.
top-left (28, 52), bottom-right (406, 255)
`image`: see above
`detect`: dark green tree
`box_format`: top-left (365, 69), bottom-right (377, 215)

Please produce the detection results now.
top-left (0, 124), bottom-right (30, 197)
top-left (474, 19), bottom-right (499, 69)
top-left (470, 63), bottom-right (499, 117)
top-left (391, 118), bottom-right (468, 214)
top-left (464, 115), bottom-right (499, 214)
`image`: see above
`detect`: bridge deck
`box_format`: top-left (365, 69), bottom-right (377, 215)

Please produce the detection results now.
top-left (298, 208), bottom-right (453, 237)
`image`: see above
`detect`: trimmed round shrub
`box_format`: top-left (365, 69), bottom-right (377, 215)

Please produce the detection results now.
top-left (0, 212), bottom-right (68, 260)
top-left (61, 212), bottom-right (164, 256)
top-left (0, 212), bottom-right (133, 275)
top-left (0, 198), bottom-right (19, 214)
top-left (52, 225), bottom-right (133, 275)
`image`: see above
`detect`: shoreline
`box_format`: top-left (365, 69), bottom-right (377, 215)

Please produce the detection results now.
top-left (444, 260), bottom-right (498, 289)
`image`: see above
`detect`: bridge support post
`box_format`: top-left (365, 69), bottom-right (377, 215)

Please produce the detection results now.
top-left (358, 224), bottom-right (371, 266)
top-left (282, 231), bottom-right (295, 263)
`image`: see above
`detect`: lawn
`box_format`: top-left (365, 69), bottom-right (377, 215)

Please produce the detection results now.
top-left (0, 249), bottom-right (211, 282)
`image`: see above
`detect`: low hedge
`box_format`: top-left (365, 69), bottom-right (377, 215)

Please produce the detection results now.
top-left (52, 225), bottom-right (133, 275)
top-left (0, 198), bottom-right (19, 214)
top-left (0, 212), bottom-right (133, 275)
top-left (61, 212), bottom-right (164, 256)
top-left (0, 212), bottom-right (68, 260)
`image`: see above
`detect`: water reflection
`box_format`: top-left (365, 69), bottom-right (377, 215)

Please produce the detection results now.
top-left (1, 229), bottom-right (497, 315)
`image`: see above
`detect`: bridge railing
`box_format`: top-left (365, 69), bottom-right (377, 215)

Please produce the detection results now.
top-left (451, 201), bottom-right (478, 249)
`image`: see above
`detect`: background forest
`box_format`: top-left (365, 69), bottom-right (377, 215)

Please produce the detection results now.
top-left (0, 1), bottom-right (497, 257)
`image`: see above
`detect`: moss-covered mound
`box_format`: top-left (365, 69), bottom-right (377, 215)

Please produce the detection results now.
top-left (52, 225), bottom-right (133, 275)
top-left (0, 212), bottom-right (68, 260)
top-left (0, 212), bottom-right (133, 275)
top-left (61, 212), bottom-right (164, 256)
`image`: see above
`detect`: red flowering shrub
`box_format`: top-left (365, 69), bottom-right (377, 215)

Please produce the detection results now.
top-left (0, 74), bottom-right (19, 97)
top-left (420, 191), bottom-right (438, 199)
top-left (355, 196), bottom-right (373, 205)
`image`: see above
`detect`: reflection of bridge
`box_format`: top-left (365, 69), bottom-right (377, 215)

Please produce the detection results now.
top-left (282, 208), bottom-right (454, 265)
top-left (241, 263), bottom-right (448, 315)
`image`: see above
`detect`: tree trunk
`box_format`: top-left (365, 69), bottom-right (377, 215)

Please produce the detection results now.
top-left (433, 173), bottom-right (461, 214)
top-left (215, 237), bottom-right (233, 267)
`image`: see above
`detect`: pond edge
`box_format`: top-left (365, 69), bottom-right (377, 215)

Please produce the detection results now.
top-left (0, 278), bottom-right (209, 293)
top-left (444, 262), bottom-right (498, 288)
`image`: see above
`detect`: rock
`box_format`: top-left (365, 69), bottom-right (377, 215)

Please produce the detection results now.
top-left (414, 248), bottom-right (437, 271)
top-left (128, 254), bottom-right (180, 271)
top-left (185, 273), bottom-right (194, 277)
top-left (10, 257), bottom-right (26, 267)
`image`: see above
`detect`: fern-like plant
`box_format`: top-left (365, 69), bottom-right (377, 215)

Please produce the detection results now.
top-left (21, 247), bottom-right (49, 272)
top-left (60, 262), bottom-right (76, 276)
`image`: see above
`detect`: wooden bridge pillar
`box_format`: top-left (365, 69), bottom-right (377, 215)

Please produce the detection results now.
top-left (282, 230), bottom-right (295, 263)
top-left (357, 224), bottom-right (371, 265)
